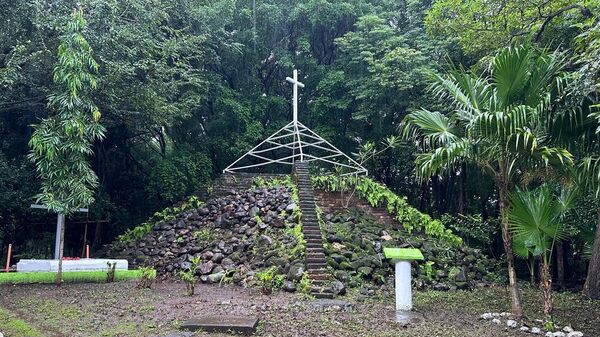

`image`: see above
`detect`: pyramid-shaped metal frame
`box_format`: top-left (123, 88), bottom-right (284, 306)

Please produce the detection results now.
top-left (223, 120), bottom-right (368, 176)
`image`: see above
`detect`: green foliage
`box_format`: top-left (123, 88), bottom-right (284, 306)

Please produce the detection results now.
top-left (313, 175), bottom-right (462, 246)
top-left (178, 256), bottom-right (200, 288)
top-left (136, 267), bottom-right (157, 289)
top-left (117, 195), bottom-right (203, 244)
top-left (297, 273), bottom-right (313, 294)
top-left (441, 214), bottom-right (499, 248)
top-left (27, 8), bottom-right (105, 215)
top-left (426, 0), bottom-right (592, 57)
top-left (193, 228), bottom-right (216, 243)
top-left (0, 270), bottom-right (147, 284)
top-left (509, 185), bottom-right (575, 260)
top-left (255, 267), bottom-right (286, 294)
top-left (423, 261), bottom-right (435, 281)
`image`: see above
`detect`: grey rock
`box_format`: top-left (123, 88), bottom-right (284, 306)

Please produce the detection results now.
top-left (198, 261), bottom-right (214, 275)
top-left (258, 235), bottom-right (273, 246)
top-left (282, 280), bottom-right (296, 292)
top-left (531, 327), bottom-right (542, 334)
top-left (331, 280), bottom-right (346, 296)
top-left (208, 271), bottom-right (225, 283)
top-left (567, 332), bottom-right (584, 337)
top-left (506, 319), bottom-right (517, 328)
top-left (492, 318), bottom-right (501, 325)
top-left (285, 203), bottom-right (296, 212)
top-left (211, 253), bottom-right (224, 263)
top-left (287, 263), bottom-right (305, 281)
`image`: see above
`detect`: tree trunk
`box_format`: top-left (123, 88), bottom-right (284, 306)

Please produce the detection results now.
top-left (556, 241), bottom-right (565, 289)
top-left (541, 262), bottom-right (553, 319)
top-left (498, 178), bottom-right (524, 317)
top-left (583, 206), bottom-right (600, 298)
top-left (57, 216), bottom-right (65, 288)
top-left (528, 254), bottom-right (536, 287)
top-left (92, 220), bottom-right (103, 251)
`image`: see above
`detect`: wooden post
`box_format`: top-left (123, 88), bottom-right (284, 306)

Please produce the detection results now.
top-left (86, 245), bottom-right (90, 259)
top-left (5, 244), bottom-right (12, 272)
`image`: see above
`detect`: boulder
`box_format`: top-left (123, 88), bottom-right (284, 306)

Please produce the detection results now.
top-left (282, 280), bottom-right (296, 292)
top-left (287, 263), bottom-right (305, 281)
top-left (331, 280), bottom-right (346, 296)
top-left (208, 271), bottom-right (225, 283)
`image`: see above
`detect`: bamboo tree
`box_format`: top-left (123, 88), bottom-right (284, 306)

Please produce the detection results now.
top-left (400, 45), bottom-right (573, 317)
top-left (28, 8), bottom-right (105, 287)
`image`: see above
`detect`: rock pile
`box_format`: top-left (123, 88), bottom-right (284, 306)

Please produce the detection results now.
top-left (108, 183), bottom-right (502, 293)
top-left (108, 187), bottom-right (306, 285)
top-left (480, 312), bottom-right (584, 336)
top-left (321, 209), bottom-right (501, 290)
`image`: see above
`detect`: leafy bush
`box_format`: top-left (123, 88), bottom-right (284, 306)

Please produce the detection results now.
top-left (441, 213), bottom-right (498, 248)
top-left (312, 176), bottom-right (462, 246)
top-left (136, 267), bottom-right (156, 289)
top-left (178, 256), bottom-right (200, 296)
top-left (256, 267), bottom-right (286, 295)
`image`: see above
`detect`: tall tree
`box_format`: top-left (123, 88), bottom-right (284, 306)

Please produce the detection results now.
top-left (400, 46), bottom-right (573, 317)
top-left (28, 8), bottom-right (105, 286)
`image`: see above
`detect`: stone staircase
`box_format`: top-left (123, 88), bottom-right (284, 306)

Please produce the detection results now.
top-left (294, 162), bottom-right (334, 299)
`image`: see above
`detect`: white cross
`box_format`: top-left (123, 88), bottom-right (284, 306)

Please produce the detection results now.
top-left (286, 69), bottom-right (305, 124)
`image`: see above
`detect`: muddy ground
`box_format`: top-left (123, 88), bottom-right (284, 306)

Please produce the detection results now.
top-left (0, 281), bottom-right (598, 337)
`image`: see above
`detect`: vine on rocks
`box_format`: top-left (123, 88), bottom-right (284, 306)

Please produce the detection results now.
top-left (312, 176), bottom-right (462, 246)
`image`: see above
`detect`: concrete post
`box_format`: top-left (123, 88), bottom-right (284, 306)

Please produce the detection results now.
top-left (394, 260), bottom-right (413, 311)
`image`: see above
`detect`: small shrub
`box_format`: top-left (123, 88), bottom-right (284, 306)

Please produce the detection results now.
top-left (256, 267), bottom-right (285, 295)
top-left (136, 267), bottom-right (156, 289)
top-left (178, 256), bottom-right (200, 296)
top-left (106, 262), bottom-right (116, 283)
top-left (297, 273), bottom-right (312, 294)
top-left (194, 228), bottom-right (216, 243)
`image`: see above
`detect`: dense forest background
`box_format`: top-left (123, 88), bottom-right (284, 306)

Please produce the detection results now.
top-left (0, 0), bottom-right (598, 269)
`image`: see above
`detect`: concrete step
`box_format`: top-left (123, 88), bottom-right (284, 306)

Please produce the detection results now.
top-left (313, 292), bottom-right (335, 299)
top-left (306, 258), bottom-right (326, 264)
top-left (307, 262), bottom-right (327, 269)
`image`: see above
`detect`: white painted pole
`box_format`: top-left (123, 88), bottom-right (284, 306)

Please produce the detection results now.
top-left (292, 69), bottom-right (298, 124)
top-left (395, 260), bottom-right (413, 311)
top-left (54, 214), bottom-right (64, 260)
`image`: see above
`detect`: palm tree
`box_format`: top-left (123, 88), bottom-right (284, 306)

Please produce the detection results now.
top-left (509, 185), bottom-right (575, 320)
top-left (400, 45), bottom-right (573, 317)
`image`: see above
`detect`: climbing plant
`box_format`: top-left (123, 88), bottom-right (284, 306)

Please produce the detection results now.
top-left (312, 176), bottom-right (462, 246)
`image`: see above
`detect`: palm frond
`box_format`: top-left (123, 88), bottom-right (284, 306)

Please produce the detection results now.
top-left (414, 138), bottom-right (471, 180)
top-left (400, 109), bottom-right (459, 149)
top-left (429, 71), bottom-right (490, 120)
top-left (492, 46), bottom-right (533, 108)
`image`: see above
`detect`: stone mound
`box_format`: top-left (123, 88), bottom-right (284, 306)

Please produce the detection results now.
top-left (108, 186), bottom-right (306, 286)
top-left (108, 184), bottom-right (501, 292)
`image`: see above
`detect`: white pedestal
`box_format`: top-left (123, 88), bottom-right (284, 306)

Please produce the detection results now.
top-left (16, 259), bottom-right (128, 272)
top-left (394, 260), bottom-right (413, 311)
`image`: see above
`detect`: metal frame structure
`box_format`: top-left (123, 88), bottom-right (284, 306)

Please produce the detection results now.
top-left (223, 70), bottom-right (367, 176)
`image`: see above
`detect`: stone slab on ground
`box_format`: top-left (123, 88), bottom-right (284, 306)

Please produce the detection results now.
top-left (180, 316), bottom-right (259, 334)
top-left (394, 310), bottom-right (425, 327)
top-left (310, 299), bottom-right (354, 312)
top-left (16, 259), bottom-right (128, 272)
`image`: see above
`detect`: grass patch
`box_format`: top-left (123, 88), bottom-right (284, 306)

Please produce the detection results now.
top-left (0, 269), bottom-right (153, 285)
top-left (0, 307), bottom-right (44, 337)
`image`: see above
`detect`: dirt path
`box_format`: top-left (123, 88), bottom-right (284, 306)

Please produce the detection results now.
top-left (0, 281), bottom-right (598, 337)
